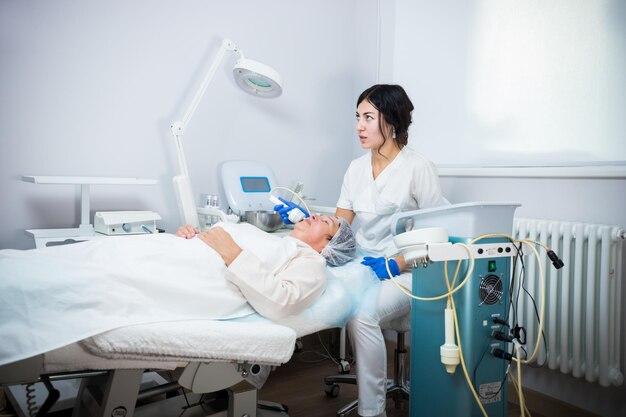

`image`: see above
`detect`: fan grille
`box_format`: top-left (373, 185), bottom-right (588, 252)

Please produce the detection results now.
top-left (479, 274), bottom-right (503, 305)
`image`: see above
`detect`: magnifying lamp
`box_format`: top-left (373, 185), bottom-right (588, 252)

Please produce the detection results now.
top-left (170, 38), bottom-right (282, 228)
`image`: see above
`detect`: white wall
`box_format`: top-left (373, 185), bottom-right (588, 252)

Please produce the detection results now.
top-left (0, 0), bottom-right (379, 250)
top-left (382, 1), bottom-right (626, 416)
top-left (390, 0), bottom-right (626, 168)
top-left (2, 0), bottom-right (625, 415)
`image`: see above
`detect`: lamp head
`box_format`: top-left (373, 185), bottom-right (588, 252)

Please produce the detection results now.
top-left (233, 58), bottom-right (283, 98)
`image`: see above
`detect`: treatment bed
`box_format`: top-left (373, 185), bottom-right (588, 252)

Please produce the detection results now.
top-left (0, 317), bottom-right (296, 417)
top-left (0, 251), bottom-right (376, 417)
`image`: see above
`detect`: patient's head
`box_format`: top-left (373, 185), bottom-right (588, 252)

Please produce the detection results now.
top-left (290, 214), bottom-right (356, 266)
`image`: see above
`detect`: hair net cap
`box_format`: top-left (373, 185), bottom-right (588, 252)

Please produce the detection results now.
top-left (321, 217), bottom-right (356, 267)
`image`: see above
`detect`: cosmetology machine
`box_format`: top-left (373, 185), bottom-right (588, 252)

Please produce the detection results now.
top-left (390, 202), bottom-right (543, 417)
top-left (220, 160), bottom-right (305, 232)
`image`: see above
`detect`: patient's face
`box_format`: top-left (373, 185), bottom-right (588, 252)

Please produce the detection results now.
top-left (291, 214), bottom-right (340, 253)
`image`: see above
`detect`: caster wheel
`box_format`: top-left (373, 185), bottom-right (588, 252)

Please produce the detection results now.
top-left (338, 360), bottom-right (350, 373)
top-left (294, 339), bottom-right (303, 352)
top-left (324, 383), bottom-right (340, 397)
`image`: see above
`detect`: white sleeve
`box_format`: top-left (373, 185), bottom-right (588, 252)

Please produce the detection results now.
top-left (413, 159), bottom-right (450, 209)
top-left (336, 161), bottom-right (355, 210)
top-left (224, 245), bottom-right (327, 320)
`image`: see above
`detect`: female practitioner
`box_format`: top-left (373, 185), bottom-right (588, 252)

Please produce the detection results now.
top-left (274, 84), bottom-right (449, 417)
top-left (338, 84), bottom-right (449, 417)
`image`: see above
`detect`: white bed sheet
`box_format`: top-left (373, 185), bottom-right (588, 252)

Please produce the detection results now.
top-left (77, 257), bottom-right (379, 365)
top-left (0, 231), bottom-right (378, 369)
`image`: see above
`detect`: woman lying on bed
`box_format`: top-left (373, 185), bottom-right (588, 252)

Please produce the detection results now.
top-left (0, 215), bottom-right (355, 366)
top-left (175, 214), bottom-right (356, 320)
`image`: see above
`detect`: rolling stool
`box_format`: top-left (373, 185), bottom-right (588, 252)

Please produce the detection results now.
top-left (324, 313), bottom-right (411, 417)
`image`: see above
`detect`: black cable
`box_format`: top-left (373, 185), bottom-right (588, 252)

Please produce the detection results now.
top-left (297, 331), bottom-right (354, 366)
top-left (493, 239), bottom-right (549, 377)
top-left (517, 243), bottom-right (549, 368)
top-left (512, 244), bottom-right (526, 331)
top-left (469, 236), bottom-right (518, 399)
top-left (180, 389), bottom-right (191, 409)
top-left (512, 325), bottom-right (527, 345)
top-left (473, 236), bottom-right (554, 406)
top-left (520, 283), bottom-right (548, 358)
top-left (464, 236), bottom-right (552, 402)
top-left (504, 241), bottom-right (525, 337)
top-left (518, 345), bottom-right (529, 361)
top-left (472, 339), bottom-right (493, 391)
top-left (482, 371), bottom-right (509, 400)
top-left (479, 348), bottom-right (511, 400)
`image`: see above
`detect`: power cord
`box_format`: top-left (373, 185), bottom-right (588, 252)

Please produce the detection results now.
top-left (269, 186), bottom-right (312, 214)
top-left (443, 262), bottom-right (490, 417)
top-left (384, 243), bottom-right (476, 301)
top-left (297, 332), bottom-right (353, 367)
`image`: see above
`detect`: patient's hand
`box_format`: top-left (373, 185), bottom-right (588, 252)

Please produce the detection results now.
top-left (176, 224), bottom-right (199, 239)
top-left (197, 227), bottom-right (242, 266)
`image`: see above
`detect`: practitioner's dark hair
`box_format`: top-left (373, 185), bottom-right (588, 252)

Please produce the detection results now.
top-left (357, 84), bottom-right (414, 151)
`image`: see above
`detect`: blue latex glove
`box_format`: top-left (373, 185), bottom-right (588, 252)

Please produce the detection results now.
top-left (273, 197), bottom-right (310, 225)
top-left (361, 256), bottom-right (400, 280)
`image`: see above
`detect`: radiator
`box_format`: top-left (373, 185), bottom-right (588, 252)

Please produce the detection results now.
top-left (512, 218), bottom-right (625, 387)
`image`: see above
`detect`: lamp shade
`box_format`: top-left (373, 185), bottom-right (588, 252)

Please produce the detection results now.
top-left (233, 58), bottom-right (283, 98)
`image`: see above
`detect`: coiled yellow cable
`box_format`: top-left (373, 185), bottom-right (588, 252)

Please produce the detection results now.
top-left (383, 232), bottom-right (546, 416)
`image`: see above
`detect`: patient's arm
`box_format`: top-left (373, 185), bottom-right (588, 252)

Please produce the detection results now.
top-left (176, 224), bottom-right (200, 239)
top-left (177, 224), bottom-right (243, 265)
top-left (224, 239), bottom-right (326, 321)
top-left (196, 227), bottom-right (242, 265)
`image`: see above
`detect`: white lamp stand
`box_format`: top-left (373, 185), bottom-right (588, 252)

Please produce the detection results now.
top-left (170, 38), bottom-right (283, 228)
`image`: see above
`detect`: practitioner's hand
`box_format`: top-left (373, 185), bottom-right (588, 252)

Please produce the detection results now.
top-left (176, 224), bottom-right (199, 239)
top-left (273, 197), bottom-right (309, 225)
top-left (197, 227), bottom-right (242, 266)
top-left (361, 256), bottom-right (400, 280)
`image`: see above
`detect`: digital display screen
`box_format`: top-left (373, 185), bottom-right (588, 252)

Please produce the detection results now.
top-left (240, 176), bottom-right (271, 192)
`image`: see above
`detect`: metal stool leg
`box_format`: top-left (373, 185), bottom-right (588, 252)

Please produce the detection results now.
top-left (386, 331), bottom-right (410, 409)
top-left (324, 330), bottom-right (410, 417)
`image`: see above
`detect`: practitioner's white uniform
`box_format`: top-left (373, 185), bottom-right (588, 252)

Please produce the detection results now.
top-left (337, 147), bottom-right (449, 417)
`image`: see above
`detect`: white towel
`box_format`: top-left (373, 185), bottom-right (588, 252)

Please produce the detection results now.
top-left (81, 318), bottom-right (296, 365)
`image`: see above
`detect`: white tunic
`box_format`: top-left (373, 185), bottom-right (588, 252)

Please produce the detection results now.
top-left (336, 147), bottom-right (449, 256)
top-left (221, 223), bottom-right (327, 321)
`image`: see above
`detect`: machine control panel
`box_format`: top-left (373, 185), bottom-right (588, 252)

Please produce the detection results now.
top-left (220, 161), bottom-right (278, 215)
top-left (426, 242), bottom-right (531, 262)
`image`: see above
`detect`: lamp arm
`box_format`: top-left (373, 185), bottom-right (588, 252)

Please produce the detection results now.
top-left (173, 133), bottom-right (190, 177)
top-left (170, 38), bottom-right (244, 227)
top-left (170, 38), bottom-right (241, 137)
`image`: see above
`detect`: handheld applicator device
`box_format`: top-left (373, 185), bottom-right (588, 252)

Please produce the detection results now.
top-left (269, 195), bottom-right (307, 224)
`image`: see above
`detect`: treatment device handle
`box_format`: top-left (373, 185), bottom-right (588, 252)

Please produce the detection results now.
top-left (269, 195), bottom-right (306, 224)
top-left (440, 306), bottom-right (460, 374)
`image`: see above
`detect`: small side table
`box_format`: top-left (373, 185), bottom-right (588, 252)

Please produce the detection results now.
top-left (22, 175), bottom-right (157, 248)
